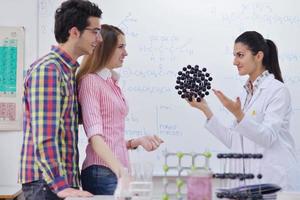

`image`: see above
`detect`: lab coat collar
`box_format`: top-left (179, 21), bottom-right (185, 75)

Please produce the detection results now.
top-left (243, 73), bottom-right (274, 111)
top-left (243, 70), bottom-right (270, 94)
top-left (257, 73), bottom-right (274, 89)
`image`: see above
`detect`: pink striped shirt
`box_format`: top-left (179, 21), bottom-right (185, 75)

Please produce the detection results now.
top-left (78, 68), bottom-right (129, 170)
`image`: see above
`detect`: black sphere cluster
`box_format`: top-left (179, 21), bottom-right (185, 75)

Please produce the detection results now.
top-left (175, 65), bottom-right (213, 102)
top-left (217, 153), bottom-right (263, 159)
top-left (216, 192), bottom-right (263, 200)
top-left (213, 173), bottom-right (255, 180)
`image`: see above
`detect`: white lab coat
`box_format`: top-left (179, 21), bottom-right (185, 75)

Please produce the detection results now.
top-left (206, 74), bottom-right (300, 191)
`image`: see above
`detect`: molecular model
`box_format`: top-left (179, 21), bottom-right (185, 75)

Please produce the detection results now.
top-left (213, 153), bottom-right (280, 200)
top-left (216, 183), bottom-right (281, 200)
top-left (162, 151), bottom-right (212, 200)
top-left (214, 153), bottom-right (263, 190)
top-left (175, 65), bottom-right (213, 102)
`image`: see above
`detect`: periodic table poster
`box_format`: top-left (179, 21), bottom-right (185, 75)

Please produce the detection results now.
top-left (0, 27), bottom-right (24, 131)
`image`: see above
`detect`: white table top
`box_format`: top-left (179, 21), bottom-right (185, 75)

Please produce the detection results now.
top-left (0, 185), bottom-right (22, 198)
top-left (66, 196), bottom-right (114, 200)
top-left (66, 195), bottom-right (162, 200)
top-left (65, 192), bottom-right (300, 200)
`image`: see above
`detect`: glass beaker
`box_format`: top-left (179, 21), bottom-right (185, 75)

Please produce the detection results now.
top-left (130, 162), bottom-right (153, 200)
top-left (114, 167), bottom-right (132, 200)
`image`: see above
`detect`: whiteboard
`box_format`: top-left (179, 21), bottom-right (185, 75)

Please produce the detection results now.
top-left (38, 0), bottom-right (300, 175)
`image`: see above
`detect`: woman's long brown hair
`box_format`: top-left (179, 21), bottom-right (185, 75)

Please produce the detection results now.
top-left (76, 24), bottom-right (124, 82)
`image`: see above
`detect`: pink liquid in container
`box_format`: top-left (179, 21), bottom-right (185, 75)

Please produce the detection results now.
top-left (187, 169), bottom-right (212, 200)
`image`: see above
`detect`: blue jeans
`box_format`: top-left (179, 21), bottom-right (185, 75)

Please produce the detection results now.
top-left (81, 165), bottom-right (118, 195)
top-left (22, 179), bottom-right (62, 200)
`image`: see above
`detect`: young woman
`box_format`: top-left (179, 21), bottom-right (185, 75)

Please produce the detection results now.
top-left (188, 31), bottom-right (300, 190)
top-left (76, 24), bottom-right (163, 195)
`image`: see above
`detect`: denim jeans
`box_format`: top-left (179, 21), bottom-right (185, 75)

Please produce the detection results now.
top-left (81, 165), bottom-right (118, 195)
top-left (22, 179), bottom-right (62, 200)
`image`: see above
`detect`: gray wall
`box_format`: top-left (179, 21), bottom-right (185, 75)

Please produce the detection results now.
top-left (0, 0), bottom-right (37, 185)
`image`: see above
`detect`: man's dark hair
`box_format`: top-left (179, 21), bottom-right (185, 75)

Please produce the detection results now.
top-left (54, 0), bottom-right (102, 43)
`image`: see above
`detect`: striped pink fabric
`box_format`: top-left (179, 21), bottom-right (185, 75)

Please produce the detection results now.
top-left (78, 69), bottom-right (129, 170)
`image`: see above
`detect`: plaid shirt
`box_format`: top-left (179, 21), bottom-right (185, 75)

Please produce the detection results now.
top-left (19, 46), bottom-right (80, 193)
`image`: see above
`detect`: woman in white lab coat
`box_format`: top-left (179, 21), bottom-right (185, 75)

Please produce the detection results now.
top-left (188, 31), bottom-right (300, 191)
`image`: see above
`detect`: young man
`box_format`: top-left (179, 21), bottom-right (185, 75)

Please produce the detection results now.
top-left (19, 0), bottom-right (103, 199)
